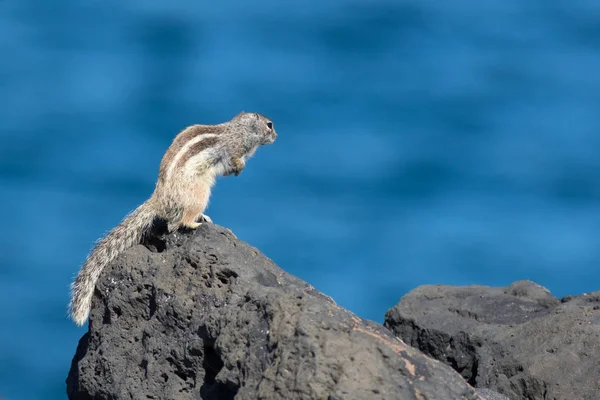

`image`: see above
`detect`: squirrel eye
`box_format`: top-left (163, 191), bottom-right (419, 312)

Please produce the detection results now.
top-left (266, 122), bottom-right (273, 130)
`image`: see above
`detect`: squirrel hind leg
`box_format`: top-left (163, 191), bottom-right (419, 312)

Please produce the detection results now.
top-left (198, 214), bottom-right (212, 223)
top-left (179, 205), bottom-right (205, 230)
top-left (181, 221), bottom-right (201, 230)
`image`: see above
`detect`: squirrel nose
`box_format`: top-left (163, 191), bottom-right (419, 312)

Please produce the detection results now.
top-left (265, 132), bottom-right (277, 144)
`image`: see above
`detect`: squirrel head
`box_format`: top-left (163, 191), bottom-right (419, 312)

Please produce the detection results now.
top-left (232, 112), bottom-right (277, 145)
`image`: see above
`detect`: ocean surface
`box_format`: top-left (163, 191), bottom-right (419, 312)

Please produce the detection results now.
top-left (2, 1), bottom-right (600, 398)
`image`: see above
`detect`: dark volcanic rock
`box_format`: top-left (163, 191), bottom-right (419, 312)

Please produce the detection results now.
top-left (474, 388), bottom-right (510, 400)
top-left (384, 280), bottom-right (600, 400)
top-left (67, 223), bottom-right (482, 400)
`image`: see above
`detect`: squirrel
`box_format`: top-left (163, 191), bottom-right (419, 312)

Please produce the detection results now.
top-left (69, 111), bottom-right (277, 326)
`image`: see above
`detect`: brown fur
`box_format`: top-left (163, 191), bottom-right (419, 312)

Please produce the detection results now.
top-left (157, 124), bottom-right (223, 184)
top-left (174, 136), bottom-right (220, 173)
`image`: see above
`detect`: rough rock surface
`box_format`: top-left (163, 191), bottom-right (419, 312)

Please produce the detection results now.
top-left (384, 280), bottom-right (600, 400)
top-left (474, 388), bottom-right (510, 400)
top-left (66, 223), bottom-right (483, 400)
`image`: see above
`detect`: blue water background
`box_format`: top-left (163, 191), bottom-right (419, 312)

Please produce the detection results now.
top-left (2, 1), bottom-right (600, 398)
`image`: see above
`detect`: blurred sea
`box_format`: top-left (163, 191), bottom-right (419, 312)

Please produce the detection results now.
top-left (2, 1), bottom-right (600, 398)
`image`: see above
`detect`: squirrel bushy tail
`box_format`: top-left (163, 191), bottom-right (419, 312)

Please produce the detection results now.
top-left (69, 199), bottom-right (157, 326)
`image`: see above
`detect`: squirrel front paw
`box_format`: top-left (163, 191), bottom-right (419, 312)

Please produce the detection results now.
top-left (230, 157), bottom-right (245, 176)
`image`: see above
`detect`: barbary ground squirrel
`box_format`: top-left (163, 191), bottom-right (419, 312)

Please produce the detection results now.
top-left (69, 112), bottom-right (277, 326)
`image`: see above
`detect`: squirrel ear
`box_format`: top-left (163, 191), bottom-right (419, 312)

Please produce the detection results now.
top-left (254, 113), bottom-right (259, 119)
